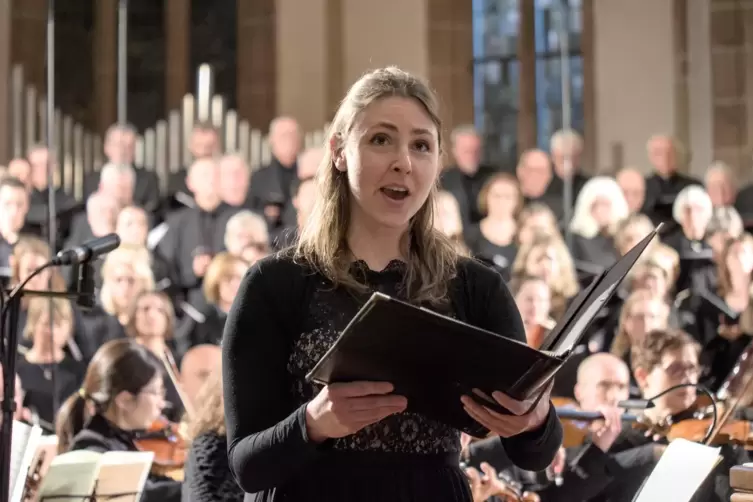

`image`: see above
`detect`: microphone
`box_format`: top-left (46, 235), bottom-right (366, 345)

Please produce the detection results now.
top-left (74, 261), bottom-right (97, 310)
top-left (618, 398), bottom-right (655, 410)
top-left (52, 234), bottom-right (121, 266)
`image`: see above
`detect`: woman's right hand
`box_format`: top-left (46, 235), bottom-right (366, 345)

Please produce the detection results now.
top-left (304, 381), bottom-right (408, 443)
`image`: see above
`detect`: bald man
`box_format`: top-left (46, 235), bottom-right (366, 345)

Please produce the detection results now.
top-left (616, 168), bottom-right (646, 215)
top-left (180, 344), bottom-right (221, 409)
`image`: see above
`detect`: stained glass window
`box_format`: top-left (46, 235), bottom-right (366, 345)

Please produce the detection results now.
top-left (472, 0), bottom-right (584, 163)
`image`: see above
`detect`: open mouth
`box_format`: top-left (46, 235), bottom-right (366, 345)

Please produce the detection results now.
top-left (380, 186), bottom-right (410, 201)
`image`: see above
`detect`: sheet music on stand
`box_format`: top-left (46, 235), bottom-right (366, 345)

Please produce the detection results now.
top-left (36, 450), bottom-right (153, 502)
top-left (9, 421), bottom-right (43, 502)
top-left (633, 438), bottom-right (721, 502)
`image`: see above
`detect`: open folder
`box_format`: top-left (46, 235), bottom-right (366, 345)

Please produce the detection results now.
top-left (306, 226), bottom-right (662, 436)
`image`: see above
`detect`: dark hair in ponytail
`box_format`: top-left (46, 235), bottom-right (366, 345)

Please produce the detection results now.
top-left (55, 339), bottom-right (163, 453)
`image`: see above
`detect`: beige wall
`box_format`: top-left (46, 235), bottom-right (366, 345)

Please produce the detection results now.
top-left (592, 0), bottom-right (677, 174)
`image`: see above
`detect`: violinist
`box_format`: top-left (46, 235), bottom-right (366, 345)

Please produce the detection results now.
top-left (621, 328), bottom-right (749, 502)
top-left (55, 338), bottom-right (182, 502)
top-left (464, 353), bottom-right (653, 502)
top-left (182, 365), bottom-right (244, 502)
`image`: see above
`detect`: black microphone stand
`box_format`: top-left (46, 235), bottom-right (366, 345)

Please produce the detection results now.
top-left (0, 262), bottom-right (90, 502)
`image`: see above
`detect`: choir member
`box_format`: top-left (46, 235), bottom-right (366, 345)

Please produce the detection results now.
top-left (0, 176), bottom-right (29, 273)
top-left (544, 129), bottom-right (590, 205)
top-left (218, 153), bottom-right (253, 210)
top-left (615, 167), bottom-right (647, 215)
top-left (248, 116), bottom-right (302, 228)
top-left (222, 210), bottom-right (269, 265)
top-left (434, 190), bottom-right (470, 253)
top-left (568, 176), bottom-right (627, 269)
top-left (99, 244), bottom-right (155, 327)
top-left (517, 203), bottom-right (561, 247)
top-left (55, 338), bottom-right (182, 502)
top-left (272, 176), bottom-right (316, 250)
top-left (706, 206), bottom-right (743, 259)
top-left (464, 173), bottom-right (520, 278)
top-left (16, 297), bottom-right (86, 426)
top-left (158, 157), bottom-right (237, 309)
top-left (439, 124), bottom-right (498, 226)
top-left (6, 158), bottom-right (31, 189)
top-left (179, 344), bottom-right (221, 409)
top-left (704, 161), bottom-right (737, 208)
top-left (165, 122), bottom-right (221, 211)
top-left (175, 252), bottom-right (248, 350)
top-left (511, 233), bottom-right (579, 321)
top-left (183, 366), bottom-right (244, 502)
top-left (516, 150), bottom-right (558, 216)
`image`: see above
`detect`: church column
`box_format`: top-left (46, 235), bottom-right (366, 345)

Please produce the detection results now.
top-left (0, 0), bottom-right (11, 162)
top-left (165, 0), bottom-right (190, 113)
top-left (238, 0), bottom-right (277, 130)
top-left (93, 0), bottom-right (117, 134)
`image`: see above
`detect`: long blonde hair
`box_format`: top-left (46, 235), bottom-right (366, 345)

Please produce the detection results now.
top-left (294, 67), bottom-right (458, 305)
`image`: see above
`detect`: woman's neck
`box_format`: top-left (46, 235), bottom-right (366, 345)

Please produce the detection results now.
top-left (102, 410), bottom-right (135, 432)
top-left (480, 217), bottom-right (516, 245)
top-left (217, 300), bottom-right (232, 313)
top-left (26, 344), bottom-right (65, 364)
top-left (347, 215), bottom-right (407, 271)
top-left (136, 335), bottom-right (166, 356)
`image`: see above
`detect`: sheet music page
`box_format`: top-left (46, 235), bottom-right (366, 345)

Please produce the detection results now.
top-left (36, 450), bottom-right (101, 502)
top-left (96, 451), bottom-right (154, 502)
top-left (10, 420), bottom-right (43, 502)
top-left (634, 439), bottom-right (721, 502)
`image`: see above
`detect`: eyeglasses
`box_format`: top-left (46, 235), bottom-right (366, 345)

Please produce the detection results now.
top-left (661, 362), bottom-right (699, 379)
top-left (140, 387), bottom-right (166, 399)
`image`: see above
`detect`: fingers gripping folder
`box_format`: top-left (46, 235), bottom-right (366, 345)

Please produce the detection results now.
top-left (306, 226), bottom-right (662, 436)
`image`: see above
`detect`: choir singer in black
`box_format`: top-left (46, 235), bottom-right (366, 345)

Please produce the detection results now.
top-left (222, 66), bottom-right (563, 502)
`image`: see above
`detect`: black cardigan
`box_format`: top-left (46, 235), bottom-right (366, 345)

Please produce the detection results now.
top-left (222, 252), bottom-right (563, 499)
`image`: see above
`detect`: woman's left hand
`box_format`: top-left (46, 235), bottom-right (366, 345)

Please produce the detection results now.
top-left (461, 381), bottom-right (553, 438)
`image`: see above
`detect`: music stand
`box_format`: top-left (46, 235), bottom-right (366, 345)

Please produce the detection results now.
top-left (0, 267), bottom-right (94, 502)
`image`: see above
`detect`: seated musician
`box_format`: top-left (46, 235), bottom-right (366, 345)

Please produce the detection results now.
top-left (15, 297), bottom-right (86, 426)
top-left (124, 289), bottom-right (185, 422)
top-left (55, 338), bottom-right (182, 502)
top-left (182, 366), bottom-right (244, 502)
top-left (619, 328), bottom-right (750, 502)
top-left (464, 352), bottom-right (655, 501)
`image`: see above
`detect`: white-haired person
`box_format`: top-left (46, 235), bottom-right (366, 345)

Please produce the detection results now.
top-left (568, 176), bottom-right (630, 270)
top-left (664, 184), bottom-right (716, 293)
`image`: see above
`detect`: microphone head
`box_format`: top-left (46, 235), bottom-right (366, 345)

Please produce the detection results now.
top-left (75, 261), bottom-right (97, 311)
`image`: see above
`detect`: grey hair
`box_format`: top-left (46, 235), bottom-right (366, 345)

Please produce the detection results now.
top-left (672, 185), bottom-right (713, 224)
top-left (550, 129), bottom-right (583, 153)
top-left (705, 161), bottom-right (736, 186)
top-left (707, 206), bottom-right (743, 237)
top-left (100, 162), bottom-right (136, 184)
top-left (450, 124), bottom-right (479, 144)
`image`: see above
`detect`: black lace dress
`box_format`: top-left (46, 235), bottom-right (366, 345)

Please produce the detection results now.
top-left (222, 253), bottom-right (562, 502)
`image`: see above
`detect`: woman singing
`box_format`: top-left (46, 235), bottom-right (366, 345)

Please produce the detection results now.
top-left (222, 67), bottom-right (562, 501)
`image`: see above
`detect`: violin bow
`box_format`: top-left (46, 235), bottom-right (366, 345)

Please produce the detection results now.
top-left (161, 348), bottom-right (195, 419)
top-left (704, 357), bottom-right (753, 446)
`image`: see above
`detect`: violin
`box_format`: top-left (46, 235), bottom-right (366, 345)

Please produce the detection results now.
top-left (21, 450), bottom-right (46, 502)
top-left (133, 416), bottom-right (187, 481)
top-left (461, 461), bottom-right (541, 502)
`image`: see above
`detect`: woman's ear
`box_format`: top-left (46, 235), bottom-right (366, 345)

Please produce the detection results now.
top-left (113, 390), bottom-right (135, 414)
top-left (329, 135), bottom-right (346, 172)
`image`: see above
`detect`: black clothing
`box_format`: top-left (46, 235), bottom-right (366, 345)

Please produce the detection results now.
top-left (643, 172), bottom-right (701, 226)
top-left (26, 187), bottom-right (81, 249)
top-left (83, 166), bottom-right (162, 213)
top-left (464, 223), bottom-right (517, 281)
top-left (222, 252), bottom-right (562, 501)
top-left (544, 172), bottom-right (590, 218)
top-left (183, 431), bottom-right (244, 502)
top-left (248, 158), bottom-right (298, 228)
top-left (613, 425), bottom-right (747, 502)
top-left (174, 304), bottom-right (227, 357)
top-left (69, 414), bottom-right (182, 502)
top-left (466, 435), bottom-right (652, 502)
top-left (570, 234), bottom-right (618, 271)
top-left (16, 353), bottom-right (85, 426)
top-left (663, 231), bottom-right (716, 294)
top-left (439, 164), bottom-right (498, 226)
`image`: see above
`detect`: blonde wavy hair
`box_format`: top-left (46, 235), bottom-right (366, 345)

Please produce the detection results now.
top-left (511, 232), bottom-right (579, 320)
top-left (99, 244), bottom-right (155, 319)
top-left (610, 289), bottom-right (670, 358)
top-left (185, 366), bottom-right (225, 440)
top-left (294, 67), bottom-right (458, 305)
top-left (716, 234), bottom-right (753, 333)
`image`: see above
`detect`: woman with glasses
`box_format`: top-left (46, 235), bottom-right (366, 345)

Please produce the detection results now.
top-left (55, 338), bottom-right (182, 502)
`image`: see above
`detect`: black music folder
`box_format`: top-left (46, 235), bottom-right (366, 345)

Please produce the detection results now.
top-left (307, 226), bottom-right (662, 435)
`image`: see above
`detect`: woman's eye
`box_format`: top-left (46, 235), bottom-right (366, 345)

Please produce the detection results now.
top-left (370, 134), bottom-right (389, 145)
top-left (413, 141), bottom-right (431, 152)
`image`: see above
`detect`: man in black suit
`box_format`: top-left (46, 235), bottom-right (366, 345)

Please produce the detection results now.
top-left (83, 123), bottom-right (161, 213)
top-left (439, 125), bottom-right (498, 226)
top-left (248, 116), bottom-right (302, 230)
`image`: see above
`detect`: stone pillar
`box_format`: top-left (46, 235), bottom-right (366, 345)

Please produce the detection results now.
top-left (517, 0), bottom-right (537, 154)
top-left (10, 0), bottom-right (47, 93)
top-left (592, 0), bottom-right (678, 172)
top-left (165, 0), bottom-right (190, 113)
top-left (0, 0), bottom-right (11, 163)
top-left (709, 0), bottom-right (750, 180)
top-left (238, 0), bottom-right (277, 130)
top-left (276, 0), bottom-right (342, 130)
top-left (581, 0), bottom-right (596, 172)
top-left (93, 0), bottom-right (117, 135)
